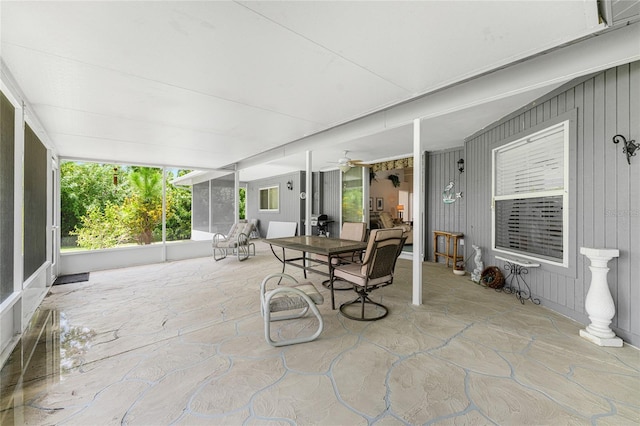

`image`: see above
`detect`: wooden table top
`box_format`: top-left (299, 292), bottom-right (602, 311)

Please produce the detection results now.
top-left (264, 235), bottom-right (367, 256)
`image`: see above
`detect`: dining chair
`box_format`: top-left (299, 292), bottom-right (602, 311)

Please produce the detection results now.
top-left (316, 222), bottom-right (367, 291)
top-left (316, 222), bottom-right (367, 265)
top-left (330, 228), bottom-right (405, 321)
top-left (260, 273), bottom-right (324, 347)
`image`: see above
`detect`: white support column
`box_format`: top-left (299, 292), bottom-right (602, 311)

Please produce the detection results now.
top-left (362, 165), bottom-right (370, 229)
top-left (14, 101), bottom-right (25, 295)
top-left (412, 118), bottom-right (423, 305)
top-left (305, 151), bottom-right (312, 236)
top-left (161, 167), bottom-right (167, 262)
top-left (234, 167), bottom-right (240, 224)
top-left (579, 247), bottom-right (622, 347)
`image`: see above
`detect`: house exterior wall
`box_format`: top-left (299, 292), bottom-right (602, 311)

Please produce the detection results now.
top-left (426, 148), bottom-right (466, 263)
top-left (246, 171), bottom-right (304, 237)
top-left (321, 170), bottom-right (342, 238)
top-left (463, 61), bottom-right (639, 346)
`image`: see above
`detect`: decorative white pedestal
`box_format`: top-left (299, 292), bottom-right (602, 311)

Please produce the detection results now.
top-left (579, 247), bottom-right (622, 347)
top-left (471, 245), bottom-right (483, 283)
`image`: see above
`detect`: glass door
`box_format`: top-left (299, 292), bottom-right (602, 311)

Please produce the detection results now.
top-left (341, 166), bottom-right (365, 226)
top-left (51, 158), bottom-right (59, 280)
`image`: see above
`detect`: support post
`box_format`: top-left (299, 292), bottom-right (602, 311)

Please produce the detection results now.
top-left (579, 247), bottom-right (622, 347)
top-left (305, 151), bottom-right (312, 236)
top-left (412, 118), bottom-right (423, 305)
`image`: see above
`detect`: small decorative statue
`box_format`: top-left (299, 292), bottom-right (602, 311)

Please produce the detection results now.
top-left (471, 245), bottom-right (483, 283)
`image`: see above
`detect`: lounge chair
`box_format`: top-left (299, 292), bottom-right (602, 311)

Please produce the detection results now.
top-left (378, 211), bottom-right (412, 244)
top-left (212, 220), bottom-right (256, 261)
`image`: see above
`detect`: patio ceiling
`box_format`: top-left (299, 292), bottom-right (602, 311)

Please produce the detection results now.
top-left (0, 1), bottom-right (607, 180)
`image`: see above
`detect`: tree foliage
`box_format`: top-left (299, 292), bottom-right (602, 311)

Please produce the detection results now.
top-left (239, 187), bottom-right (246, 220)
top-left (71, 203), bottom-right (131, 249)
top-left (164, 170), bottom-right (192, 241)
top-left (60, 162), bottom-right (127, 237)
top-left (62, 163), bottom-right (192, 250)
top-left (124, 167), bottom-right (166, 245)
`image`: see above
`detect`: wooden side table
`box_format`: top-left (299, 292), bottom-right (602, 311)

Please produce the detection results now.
top-left (433, 231), bottom-right (464, 267)
top-left (449, 232), bottom-right (464, 268)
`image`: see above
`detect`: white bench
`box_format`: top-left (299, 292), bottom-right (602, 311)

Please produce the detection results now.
top-left (266, 221), bottom-right (298, 238)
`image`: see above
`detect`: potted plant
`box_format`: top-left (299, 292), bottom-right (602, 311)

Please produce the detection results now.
top-left (388, 174), bottom-right (401, 188)
top-left (369, 170), bottom-right (377, 185)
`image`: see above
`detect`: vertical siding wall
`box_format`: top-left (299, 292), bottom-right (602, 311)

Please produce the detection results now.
top-left (247, 171), bottom-right (303, 237)
top-left (464, 62), bottom-right (639, 345)
top-left (321, 170), bottom-right (342, 237)
top-left (246, 170), bottom-right (341, 237)
top-left (427, 148), bottom-right (466, 263)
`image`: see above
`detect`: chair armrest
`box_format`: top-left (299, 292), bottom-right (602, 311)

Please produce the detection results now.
top-left (237, 232), bottom-right (250, 245)
top-left (260, 273), bottom-right (300, 314)
top-left (212, 233), bottom-right (228, 245)
top-left (392, 224), bottom-right (410, 233)
top-left (260, 273), bottom-right (299, 296)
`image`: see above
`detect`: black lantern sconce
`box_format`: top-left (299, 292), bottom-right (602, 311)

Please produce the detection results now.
top-left (613, 134), bottom-right (638, 165)
top-left (457, 158), bottom-right (465, 173)
top-left (286, 180), bottom-right (293, 191)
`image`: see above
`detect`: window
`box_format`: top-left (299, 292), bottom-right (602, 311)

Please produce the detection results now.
top-left (492, 120), bottom-right (569, 266)
top-left (259, 185), bottom-right (279, 211)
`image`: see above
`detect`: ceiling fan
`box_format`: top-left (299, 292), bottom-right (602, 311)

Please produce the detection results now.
top-left (333, 151), bottom-right (370, 172)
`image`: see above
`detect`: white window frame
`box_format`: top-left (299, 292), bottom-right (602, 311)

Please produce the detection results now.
top-left (259, 185), bottom-right (279, 212)
top-left (491, 120), bottom-right (570, 267)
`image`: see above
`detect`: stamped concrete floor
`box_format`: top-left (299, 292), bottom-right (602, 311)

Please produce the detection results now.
top-left (2, 242), bottom-right (639, 425)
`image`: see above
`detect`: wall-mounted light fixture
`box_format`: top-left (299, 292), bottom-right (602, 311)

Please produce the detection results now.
top-left (613, 134), bottom-right (638, 165)
top-left (286, 180), bottom-right (293, 190)
top-left (457, 158), bottom-right (465, 173)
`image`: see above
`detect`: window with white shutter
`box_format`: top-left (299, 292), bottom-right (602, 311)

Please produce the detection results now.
top-left (492, 121), bottom-right (569, 266)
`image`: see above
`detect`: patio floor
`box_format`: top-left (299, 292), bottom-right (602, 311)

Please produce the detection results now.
top-left (2, 241), bottom-right (639, 425)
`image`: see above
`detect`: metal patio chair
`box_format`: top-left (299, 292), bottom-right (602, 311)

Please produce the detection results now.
top-left (212, 220), bottom-right (256, 261)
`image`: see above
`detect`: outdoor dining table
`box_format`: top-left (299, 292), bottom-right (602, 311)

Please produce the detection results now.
top-left (264, 235), bottom-right (368, 309)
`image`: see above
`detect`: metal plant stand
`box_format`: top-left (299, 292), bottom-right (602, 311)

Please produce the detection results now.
top-left (496, 256), bottom-right (540, 305)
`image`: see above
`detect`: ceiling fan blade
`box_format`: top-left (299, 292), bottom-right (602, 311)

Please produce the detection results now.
top-left (349, 160), bottom-right (371, 168)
